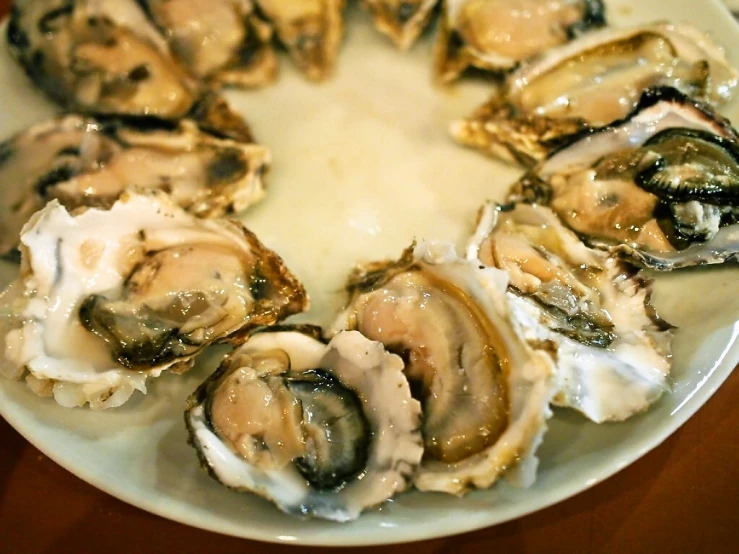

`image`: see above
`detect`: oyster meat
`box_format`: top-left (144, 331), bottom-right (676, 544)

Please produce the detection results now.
top-left (0, 114), bottom-right (271, 257)
top-left (451, 22), bottom-right (739, 166)
top-left (8, 0), bottom-right (195, 116)
top-left (7, 0), bottom-right (253, 141)
top-left (1, 191), bottom-right (307, 409)
top-left (361, 0), bottom-right (439, 50)
top-left (332, 242), bottom-right (555, 494)
top-left (435, 0), bottom-right (605, 83)
top-left (185, 326), bottom-right (423, 521)
top-left (254, 0), bottom-right (345, 80)
top-left (142, 0), bottom-right (278, 87)
top-left (468, 202), bottom-right (673, 422)
top-left (511, 87), bottom-right (739, 270)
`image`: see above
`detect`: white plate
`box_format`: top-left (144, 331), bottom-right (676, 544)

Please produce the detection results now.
top-left (2, 0), bottom-right (739, 546)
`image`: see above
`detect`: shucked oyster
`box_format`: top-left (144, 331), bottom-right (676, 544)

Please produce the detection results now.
top-left (186, 326), bottom-right (423, 521)
top-left (511, 87), bottom-right (739, 270)
top-left (452, 22), bottom-right (739, 166)
top-left (8, 0), bottom-right (194, 116)
top-left (141, 0), bottom-right (278, 87)
top-left (468, 202), bottom-right (673, 422)
top-left (1, 191), bottom-right (307, 409)
top-left (361, 0), bottom-right (439, 50)
top-left (0, 114), bottom-right (271, 257)
top-left (255, 0), bottom-right (345, 80)
top-left (332, 242), bottom-right (555, 494)
top-left (7, 0), bottom-right (253, 141)
top-left (435, 0), bottom-right (605, 83)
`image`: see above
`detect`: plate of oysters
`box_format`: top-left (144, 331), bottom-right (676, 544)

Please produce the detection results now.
top-left (2, 0), bottom-right (739, 546)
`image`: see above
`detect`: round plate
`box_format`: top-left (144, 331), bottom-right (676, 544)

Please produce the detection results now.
top-left (2, 0), bottom-right (739, 546)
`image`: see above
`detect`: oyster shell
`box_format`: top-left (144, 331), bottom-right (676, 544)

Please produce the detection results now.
top-left (332, 242), bottom-right (555, 494)
top-left (185, 326), bottom-right (423, 521)
top-left (435, 0), bottom-right (605, 83)
top-left (7, 0), bottom-right (253, 141)
top-left (1, 191), bottom-right (307, 409)
top-left (451, 22), bottom-right (739, 166)
top-left (141, 0), bottom-right (278, 87)
top-left (0, 114), bottom-right (270, 257)
top-left (468, 202), bottom-right (673, 422)
top-left (361, 0), bottom-right (439, 50)
top-left (8, 0), bottom-right (195, 116)
top-left (511, 87), bottom-right (739, 270)
top-left (254, 0), bottom-right (345, 81)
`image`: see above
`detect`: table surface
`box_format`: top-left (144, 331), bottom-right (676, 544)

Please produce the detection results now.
top-left (1, 1), bottom-right (739, 552)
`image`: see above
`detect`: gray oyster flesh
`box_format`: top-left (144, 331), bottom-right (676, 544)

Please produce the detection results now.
top-left (6, 0), bottom-right (253, 142)
top-left (77, 218), bottom-right (308, 371)
top-left (467, 201), bottom-right (673, 422)
top-left (254, 0), bottom-right (345, 81)
top-left (191, 326), bottom-right (372, 493)
top-left (140, 0), bottom-right (278, 87)
top-left (435, 0), bottom-right (606, 83)
top-left (184, 325), bottom-right (423, 521)
top-left (0, 114), bottom-right (270, 257)
top-left (511, 87), bottom-right (739, 270)
top-left (450, 21), bottom-right (738, 167)
top-left (360, 0), bottom-right (440, 50)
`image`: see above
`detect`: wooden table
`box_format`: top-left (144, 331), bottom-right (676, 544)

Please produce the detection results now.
top-left (1, 2), bottom-right (739, 552)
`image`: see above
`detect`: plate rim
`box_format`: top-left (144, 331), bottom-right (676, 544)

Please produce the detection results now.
top-left (3, 342), bottom-right (738, 546)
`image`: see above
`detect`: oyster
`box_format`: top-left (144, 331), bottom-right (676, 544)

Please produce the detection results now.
top-left (1, 191), bottom-right (307, 409)
top-left (511, 87), bottom-right (739, 270)
top-left (468, 202), bottom-right (673, 422)
top-left (254, 0), bottom-right (345, 80)
top-left (331, 242), bottom-right (555, 494)
top-left (361, 0), bottom-right (439, 50)
top-left (185, 326), bottom-right (424, 521)
top-left (141, 0), bottom-right (278, 87)
top-left (451, 22), bottom-right (739, 166)
top-left (7, 0), bottom-right (253, 141)
top-left (435, 0), bottom-right (605, 83)
top-left (0, 114), bottom-right (270, 257)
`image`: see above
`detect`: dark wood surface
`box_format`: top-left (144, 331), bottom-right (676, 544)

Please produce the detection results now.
top-left (1, 1), bottom-right (738, 552)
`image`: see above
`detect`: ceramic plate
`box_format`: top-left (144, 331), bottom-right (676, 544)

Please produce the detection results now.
top-left (2, 0), bottom-right (739, 546)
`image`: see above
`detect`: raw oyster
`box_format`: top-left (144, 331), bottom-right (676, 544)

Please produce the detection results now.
top-left (141, 0), bottom-right (278, 87)
top-left (361, 0), bottom-right (439, 50)
top-left (0, 114), bottom-right (271, 257)
top-left (254, 0), bottom-right (345, 80)
top-left (331, 242), bottom-right (555, 494)
top-left (1, 115), bottom-right (268, 252)
top-left (451, 22), bottom-right (739, 166)
top-left (185, 326), bottom-right (423, 521)
top-left (7, 0), bottom-right (253, 141)
top-left (8, 0), bottom-right (195, 116)
top-left (468, 202), bottom-right (673, 422)
top-left (1, 191), bottom-right (307, 409)
top-left (511, 87), bottom-right (739, 270)
top-left (435, 0), bottom-right (605, 83)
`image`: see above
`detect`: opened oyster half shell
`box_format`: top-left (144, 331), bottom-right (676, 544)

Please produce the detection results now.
top-left (435, 0), bottom-right (605, 83)
top-left (0, 114), bottom-right (271, 257)
top-left (254, 0), bottom-right (345, 81)
top-left (468, 202), bottom-right (673, 422)
top-left (7, 0), bottom-right (253, 141)
top-left (511, 87), bottom-right (739, 270)
top-left (331, 241), bottom-right (555, 494)
top-left (0, 191), bottom-right (307, 409)
top-left (361, 0), bottom-right (439, 50)
top-left (141, 0), bottom-right (278, 87)
top-left (451, 22), bottom-right (738, 166)
top-left (185, 326), bottom-right (423, 521)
